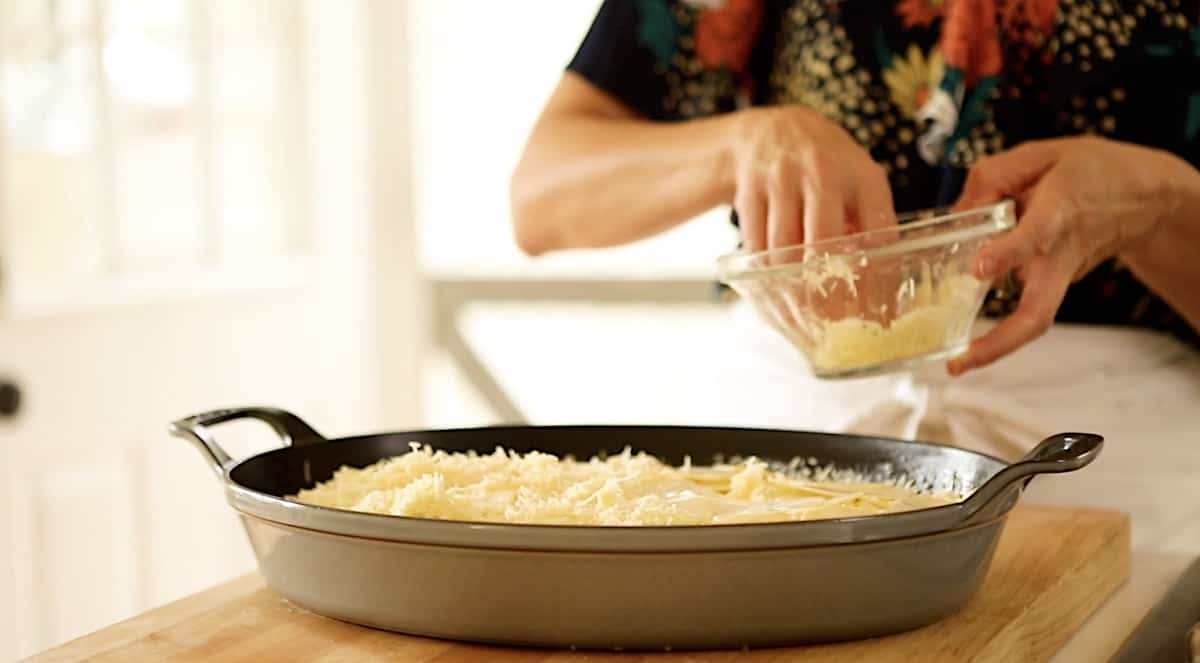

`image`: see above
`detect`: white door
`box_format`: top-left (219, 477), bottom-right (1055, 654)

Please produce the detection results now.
top-left (0, 1), bottom-right (418, 659)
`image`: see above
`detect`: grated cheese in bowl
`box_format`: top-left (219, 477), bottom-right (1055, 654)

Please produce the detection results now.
top-left (716, 201), bottom-right (1016, 379)
top-left (808, 271), bottom-right (983, 373)
top-left (289, 444), bottom-right (960, 526)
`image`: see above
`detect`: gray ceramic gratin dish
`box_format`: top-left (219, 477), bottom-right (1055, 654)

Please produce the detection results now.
top-left (169, 407), bottom-right (1101, 651)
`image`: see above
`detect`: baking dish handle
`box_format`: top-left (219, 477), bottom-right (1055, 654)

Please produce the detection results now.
top-left (168, 407), bottom-right (327, 476)
top-left (957, 432), bottom-right (1103, 526)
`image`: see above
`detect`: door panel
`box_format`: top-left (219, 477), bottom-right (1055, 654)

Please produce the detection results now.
top-left (0, 1), bottom-right (418, 659)
top-left (26, 461), bottom-right (140, 650)
top-left (0, 271), bottom-right (382, 660)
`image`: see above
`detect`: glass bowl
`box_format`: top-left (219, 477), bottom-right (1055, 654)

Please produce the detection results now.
top-left (716, 200), bottom-right (1017, 379)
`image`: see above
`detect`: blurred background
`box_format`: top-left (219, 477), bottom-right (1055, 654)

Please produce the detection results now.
top-left (0, 0), bottom-right (744, 658)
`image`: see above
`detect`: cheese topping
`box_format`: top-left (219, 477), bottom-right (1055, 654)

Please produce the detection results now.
top-left (290, 445), bottom-right (959, 526)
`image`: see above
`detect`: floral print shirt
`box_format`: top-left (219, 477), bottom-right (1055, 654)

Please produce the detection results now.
top-left (568, 0), bottom-right (1200, 348)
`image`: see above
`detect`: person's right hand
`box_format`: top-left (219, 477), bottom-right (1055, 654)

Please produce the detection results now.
top-left (730, 105), bottom-right (898, 252)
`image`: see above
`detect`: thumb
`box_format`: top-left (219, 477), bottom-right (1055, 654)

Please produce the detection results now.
top-left (953, 141), bottom-right (1062, 212)
top-left (973, 168), bottom-right (1067, 281)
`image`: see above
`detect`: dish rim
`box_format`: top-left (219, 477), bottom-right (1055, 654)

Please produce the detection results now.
top-left (715, 199), bottom-right (1016, 282)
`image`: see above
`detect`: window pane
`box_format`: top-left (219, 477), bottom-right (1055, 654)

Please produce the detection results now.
top-left (2, 0), bottom-right (310, 304)
top-left (212, 0), bottom-right (302, 257)
top-left (107, 0), bottom-right (203, 271)
top-left (1, 0), bottom-right (105, 293)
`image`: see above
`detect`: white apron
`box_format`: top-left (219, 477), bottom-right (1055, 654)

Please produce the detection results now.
top-left (685, 301), bottom-right (1200, 546)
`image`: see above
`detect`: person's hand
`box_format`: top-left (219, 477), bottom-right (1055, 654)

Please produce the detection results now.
top-left (947, 136), bottom-right (1196, 375)
top-left (731, 106), bottom-right (897, 252)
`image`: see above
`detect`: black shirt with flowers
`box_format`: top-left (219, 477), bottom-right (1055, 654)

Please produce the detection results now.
top-left (568, 0), bottom-right (1200, 348)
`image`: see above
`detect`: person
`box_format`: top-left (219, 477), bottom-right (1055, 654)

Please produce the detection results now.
top-left (511, 1), bottom-right (1200, 542)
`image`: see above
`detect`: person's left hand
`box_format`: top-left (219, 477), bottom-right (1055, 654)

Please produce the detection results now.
top-left (947, 136), bottom-right (1196, 375)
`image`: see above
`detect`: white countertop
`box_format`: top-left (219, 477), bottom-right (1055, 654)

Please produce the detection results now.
top-left (1033, 474), bottom-right (1200, 662)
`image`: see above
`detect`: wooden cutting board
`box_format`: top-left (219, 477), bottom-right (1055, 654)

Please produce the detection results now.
top-left (27, 506), bottom-right (1130, 663)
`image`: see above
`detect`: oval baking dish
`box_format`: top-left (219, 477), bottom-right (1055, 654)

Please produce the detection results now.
top-left (170, 407), bottom-right (1100, 651)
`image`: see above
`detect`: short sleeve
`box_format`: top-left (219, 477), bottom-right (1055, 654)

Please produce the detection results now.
top-left (567, 0), bottom-right (767, 121)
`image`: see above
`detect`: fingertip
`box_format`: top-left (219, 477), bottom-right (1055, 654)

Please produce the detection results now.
top-left (948, 343), bottom-right (981, 375)
top-left (974, 253), bottom-right (998, 280)
top-left (854, 188), bottom-right (898, 232)
top-left (861, 208), bottom-right (898, 232)
top-left (974, 232), bottom-right (1024, 280)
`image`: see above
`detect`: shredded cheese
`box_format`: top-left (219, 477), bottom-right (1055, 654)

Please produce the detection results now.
top-left (801, 253), bottom-right (860, 297)
top-left (808, 271), bottom-right (981, 375)
top-left (289, 445), bottom-right (959, 526)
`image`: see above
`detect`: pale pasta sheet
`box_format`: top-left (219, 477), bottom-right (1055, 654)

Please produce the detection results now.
top-left (290, 444), bottom-right (959, 526)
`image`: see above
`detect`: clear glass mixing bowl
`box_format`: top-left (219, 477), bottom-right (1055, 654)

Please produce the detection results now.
top-left (716, 200), bottom-right (1017, 379)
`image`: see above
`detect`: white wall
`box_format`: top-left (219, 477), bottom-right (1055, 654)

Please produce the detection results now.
top-left (407, 1), bottom-right (741, 428)
top-left (406, 0), bottom-right (738, 280)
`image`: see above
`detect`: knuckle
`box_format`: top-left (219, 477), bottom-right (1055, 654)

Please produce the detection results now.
top-left (1037, 210), bottom-right (1073, 253)
top-left (767, 157), bottom-right (794, 181)
top-left (772, 158), bottom-right (792, 180)
top-left (806, 150), bottom-right (836, 175)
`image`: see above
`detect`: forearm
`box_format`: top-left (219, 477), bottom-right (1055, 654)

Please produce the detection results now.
top-left (510, 101), bottom-right (737, 256)
top-left (1121, 161), bottom-right (1200, 333)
